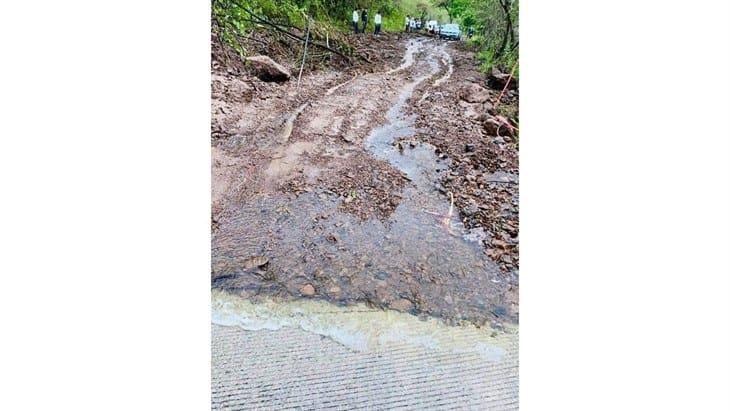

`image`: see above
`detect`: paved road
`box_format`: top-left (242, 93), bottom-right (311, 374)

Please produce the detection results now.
top-left (211, 293), bottom-right (518, 410)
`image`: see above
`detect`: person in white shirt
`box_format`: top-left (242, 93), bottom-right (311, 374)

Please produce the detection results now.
top-left (352, 9), bottom-right (359, 34)
top-left (374, 11), bottom-right (382, 35)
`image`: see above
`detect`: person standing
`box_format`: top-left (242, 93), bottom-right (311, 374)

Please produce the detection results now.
top-left (405, 15), bottom-right (410, 32)
top-left (352, 9), bottom-right (359, 34)
top-left (361, 9), bottom-right (368, 33)
top-left (374, 11), bottom-right (382, 35)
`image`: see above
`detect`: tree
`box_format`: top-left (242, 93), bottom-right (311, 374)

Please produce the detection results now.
top-left (435, 0), bottom-right (466, 22)
top-left (416, 2), bottom-right (429, 22)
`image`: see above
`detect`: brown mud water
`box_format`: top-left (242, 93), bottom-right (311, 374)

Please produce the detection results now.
top-left (212, 39), bottom-right (517, 326)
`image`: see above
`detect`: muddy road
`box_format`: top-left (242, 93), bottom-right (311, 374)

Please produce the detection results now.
top-left (212, 37), bottom-right (518, 326)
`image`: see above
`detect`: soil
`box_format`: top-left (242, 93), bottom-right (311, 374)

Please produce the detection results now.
top-left (212, 33), bottom-right (519, 327)
top-left (406, 43), bottom-right (520, 275)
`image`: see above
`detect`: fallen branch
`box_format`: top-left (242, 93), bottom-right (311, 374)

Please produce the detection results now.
top-left (239, 5), bottom-right (353, 64)
top-left (296, 16), bottom-right (311, 89)
top-left (493, 61), bottom-right (518, 111)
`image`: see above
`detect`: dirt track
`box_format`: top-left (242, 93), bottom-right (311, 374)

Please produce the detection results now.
top-left (212, 35), bottom-right (519, 326)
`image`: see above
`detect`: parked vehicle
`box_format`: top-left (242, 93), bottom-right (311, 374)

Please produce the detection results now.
top-left (439, 23), bottom-right (461, 40)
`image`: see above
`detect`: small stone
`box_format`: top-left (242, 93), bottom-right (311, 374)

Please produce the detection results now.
top-left (389, 298), bottom-right (414, 312)
top-left (242, 255), bottom-right (269, 269)
top-left (465, 143), bottom-right (476, 152)
top-left (299, 284), bottom-right (315, 296)
top-left (375, 271), bottom-right (390, 280)
top-left (490, 320), bottom-right (505, 331)
top-left (463, 203), bottom-right (479, 217)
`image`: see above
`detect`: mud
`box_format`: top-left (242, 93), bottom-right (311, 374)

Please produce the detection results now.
top-left (407, 44), bottom-right (520, 276)
top-left (212, 36), bottom-right (519, 326)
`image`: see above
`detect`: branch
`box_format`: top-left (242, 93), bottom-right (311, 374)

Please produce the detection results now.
top-left (238, 4), bottom-right (352, 64)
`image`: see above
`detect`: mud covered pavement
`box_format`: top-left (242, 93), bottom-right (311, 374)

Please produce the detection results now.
top-left (212, 36), bottom-right (518, 326)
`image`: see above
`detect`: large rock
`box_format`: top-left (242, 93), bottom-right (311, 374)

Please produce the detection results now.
top-left (488, 67), bottom-right (518, 90)
top-left (245, 55), bottom-right (291, 82)
top-left (482, 115), bottom-right (515, 137)
top-left (459, 82), bottom-right (490, 103)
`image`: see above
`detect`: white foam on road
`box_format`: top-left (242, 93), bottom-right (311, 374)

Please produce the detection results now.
top-left (212, 290), bottom-right (515, 359)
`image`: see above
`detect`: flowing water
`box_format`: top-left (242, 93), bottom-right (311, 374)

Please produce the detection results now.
top-left (212, 39), bottom-right (515, 325)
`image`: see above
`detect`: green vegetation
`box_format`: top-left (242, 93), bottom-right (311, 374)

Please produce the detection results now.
top-left (212, 0), bottom-right (517, 75)
top-left (437, 0), bottom-right (518, 75)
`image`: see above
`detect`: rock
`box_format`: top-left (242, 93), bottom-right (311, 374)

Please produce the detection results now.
top-left (482, 117), bottom-right (502, 136)
top-left (375, 271), bottom-right (390, 280)
top-left (226, 79), bottom-right (253, 103)
top-left (463, 104), bottom-right (482, 120)
top-left (459, 82), bottom-right (490, 103)
top-left (482, 116), bottom-right (514, 137)
top-left (246, 55), bottom-right (291, 82)
top-left (488, 67), bottom-right (518, 90)
top-left (465, 143), bottom-right (476, 152)
top-left (389, 298), bottom-right (414, 312)
top-left (299, 284), bottom-right (315, 296)
top-left (463, 203), bottom-right (479, 217)
top-left (242, 255), bottom-right (269, 269)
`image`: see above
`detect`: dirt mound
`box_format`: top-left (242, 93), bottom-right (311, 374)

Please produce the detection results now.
top-left (346, 33), bottom-right (412, 72)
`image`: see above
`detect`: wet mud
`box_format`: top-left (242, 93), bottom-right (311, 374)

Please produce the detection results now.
top-left (212, 38), bottom-right (518, 326)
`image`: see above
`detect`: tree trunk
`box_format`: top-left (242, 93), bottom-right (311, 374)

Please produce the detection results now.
top-left (495, 0), bottom-right (513, 59)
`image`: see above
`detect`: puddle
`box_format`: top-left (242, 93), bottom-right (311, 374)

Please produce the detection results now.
top-left (212, 290), bottom-right (515, 361)
top-left (212, 40), bottom-right (515, 325)
top-left (433, 49), bottom-right (454, 87)
top-left (364, 40), bottom-right (487, 248)
top-left (386, 39), bottom-right (422, 74)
